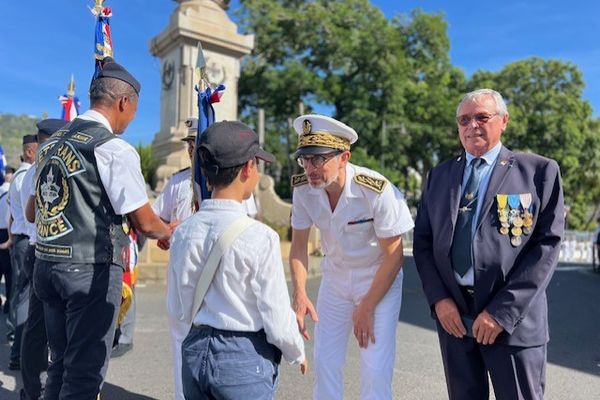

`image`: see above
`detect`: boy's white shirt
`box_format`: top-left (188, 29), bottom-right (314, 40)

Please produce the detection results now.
top-left (167, 198), bottom-right (305, 364)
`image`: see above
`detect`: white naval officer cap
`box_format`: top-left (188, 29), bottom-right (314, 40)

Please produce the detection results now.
top-left (182, 117), bottom-right (198, 142)
top-left (293, 114), bottom-right (358, 156)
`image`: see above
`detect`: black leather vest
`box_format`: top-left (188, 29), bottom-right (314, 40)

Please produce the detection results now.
top-left (34, 118), bottom-right (129, 267)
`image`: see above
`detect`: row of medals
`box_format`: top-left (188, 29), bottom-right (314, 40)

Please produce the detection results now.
top-left (497, 194), bottom-right (533, 247)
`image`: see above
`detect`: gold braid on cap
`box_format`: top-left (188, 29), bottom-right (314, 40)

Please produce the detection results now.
top-left (298, 132), bottom-right (351, 151)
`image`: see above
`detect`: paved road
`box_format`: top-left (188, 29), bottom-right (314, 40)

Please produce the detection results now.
top-left (1, 257), bottom-right (599, 399)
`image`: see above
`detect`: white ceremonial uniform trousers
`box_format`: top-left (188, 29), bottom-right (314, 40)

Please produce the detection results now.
top-left (314, 262), bottom-right (403, 400)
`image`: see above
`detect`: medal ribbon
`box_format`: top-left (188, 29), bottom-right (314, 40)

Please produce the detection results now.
top-left (519, 193), bottom-right (532, 211)
top-left (507, 194), bottom-right (521, 211)
top-left (496, 194), bottom-right (508, 209)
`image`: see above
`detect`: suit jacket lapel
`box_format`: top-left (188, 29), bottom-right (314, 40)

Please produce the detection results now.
top-left (476, 146), bottom-right (515, 232)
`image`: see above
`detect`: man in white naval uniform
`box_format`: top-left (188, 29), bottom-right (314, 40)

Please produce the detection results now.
top-left (153, 117), bottom-right (258, 400)
top-left (289, 115), bottom-right (414, 400)
top-left (5, 134), bottom-right (38, 370)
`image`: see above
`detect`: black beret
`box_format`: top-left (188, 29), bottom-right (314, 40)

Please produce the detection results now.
top-left (96, 57), bottom-right (141, 94)
top-left (36, 118), bottom-right (66, 138)
top-left (22, 134), bottom-right (37, 145)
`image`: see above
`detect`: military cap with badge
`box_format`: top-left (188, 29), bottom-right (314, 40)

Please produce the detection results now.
top-left (36, 118), bottom-right (67, 141)
top-left (22, 134), bottom-right (37, 145)
top-left (182, 117), bottom-right (198, 142)
top-left (291, 114), bottom-right (387, 193)
top-left (94, 56), bottom-right (141, 94)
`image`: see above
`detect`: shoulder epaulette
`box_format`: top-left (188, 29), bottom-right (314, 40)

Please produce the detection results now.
top-left (291, 173), bottom-right (308, 187)
top-left (173, 166), bottom-right (190, 176)
top-left (353, 174), bottom-right (387, 194)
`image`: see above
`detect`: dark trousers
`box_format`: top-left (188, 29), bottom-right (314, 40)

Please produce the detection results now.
top-left (0, 228), bottom-right (12, 312)
top-left (20, 245), bottom-right (48, 399)
top-left (33, 260), bottom-right (123, 400)
top-left (182, 326), bottom-right (281, 400)
top-left (9, 234), bottom-right (30, 363)
top-left (436, 289), bottom-right (547, 400)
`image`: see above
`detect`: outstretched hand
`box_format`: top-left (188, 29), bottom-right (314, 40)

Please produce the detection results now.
top-left (293, 292), bottom-right (318, 340)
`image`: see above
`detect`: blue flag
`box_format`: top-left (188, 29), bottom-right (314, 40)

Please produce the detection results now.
top-left (92, 6), bottom-right (114, 80)
top-left (194, 84), bottom-right (225, 201)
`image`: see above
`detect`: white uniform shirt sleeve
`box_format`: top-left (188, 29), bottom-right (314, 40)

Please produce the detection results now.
top-left (166, 224), bottom-right (200, 324)
top-left (152, 177), bottom-right (175, 222)
top-left (372, 184), bottom-right (414, 238)
top-left (251, 230), bottom-right (305, 364)
top-left (94, 138), bottom-right (149, 215)
top-left (20, 165), bottom-right (36, 210)
top-left (8, 166), bottom-right (28, 235)
top-left (291, 187), bottom-right (313, 230)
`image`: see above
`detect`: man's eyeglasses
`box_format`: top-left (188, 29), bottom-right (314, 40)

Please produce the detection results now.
top-left (457, 113), bottom-right (499, 127)
top-left (297, 152), bottom-right (341, 169)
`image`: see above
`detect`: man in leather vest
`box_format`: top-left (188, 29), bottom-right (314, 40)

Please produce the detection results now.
top-left (33, 58), bottom-right (172, 399)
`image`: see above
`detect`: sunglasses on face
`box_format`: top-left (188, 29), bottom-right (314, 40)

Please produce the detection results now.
top-left (456, 113), bottom-right (499, 127)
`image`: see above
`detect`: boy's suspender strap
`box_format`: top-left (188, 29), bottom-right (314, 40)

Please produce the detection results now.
top-left (191, 216), bottom-right (257, 325)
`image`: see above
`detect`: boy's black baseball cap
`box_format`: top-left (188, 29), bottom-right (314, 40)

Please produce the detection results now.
top-left (198, 121), bottom-right (275, 168)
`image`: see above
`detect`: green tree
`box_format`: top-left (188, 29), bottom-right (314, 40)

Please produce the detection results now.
top-left (470, 57), bottom-right (599, 229)
top-left (0, 113), bottom-right (39, 167)
top-left (237, 1), bottom-right (461, 204)
top-left (136, 143), bottom-right (158, 188)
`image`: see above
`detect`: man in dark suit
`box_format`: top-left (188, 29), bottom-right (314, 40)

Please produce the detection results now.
top-left (413, 88), bottom-right (564, 399)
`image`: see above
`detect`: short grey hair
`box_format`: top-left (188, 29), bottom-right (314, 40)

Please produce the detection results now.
top-left (456, 89), bottom-right (508, 116)
top-left (89, 77), bottom-right (138, 108)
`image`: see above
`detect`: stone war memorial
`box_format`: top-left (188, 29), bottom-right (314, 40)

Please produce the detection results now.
top-left (139, 0), bottom-right (318, 277)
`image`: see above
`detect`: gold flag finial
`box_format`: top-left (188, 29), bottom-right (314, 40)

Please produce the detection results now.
top-left (94, 0), bottom-right (105, 14)
top-left (67, 74), bottom-right (76, 97)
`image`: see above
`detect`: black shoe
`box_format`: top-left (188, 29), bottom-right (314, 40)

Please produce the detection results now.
top-left (110, 343), bottom-right (133, 358)
top-left (8, 359), bottom-right (20, 370)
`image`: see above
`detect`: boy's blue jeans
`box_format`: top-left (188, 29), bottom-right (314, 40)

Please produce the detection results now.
top-left (182, 325), bottom-right (281, 400)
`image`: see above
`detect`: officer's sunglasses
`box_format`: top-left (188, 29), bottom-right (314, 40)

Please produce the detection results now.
top-left (297, 151), bottom-right (342, 169)
top-left (456, 113), bottom-right (498, 127)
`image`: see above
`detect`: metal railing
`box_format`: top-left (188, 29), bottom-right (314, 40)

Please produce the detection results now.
top-left (403, 229), bottom-right (597, 266)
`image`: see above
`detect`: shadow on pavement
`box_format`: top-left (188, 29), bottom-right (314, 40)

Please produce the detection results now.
top-left (400, 255), bottom-right (600, 377)
top-left (101, 383), bottom-right (161, 400)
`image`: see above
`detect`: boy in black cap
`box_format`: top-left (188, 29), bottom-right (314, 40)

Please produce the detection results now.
top-left (167, 121), bottom-right (307, 399)
top-left (33, 59), bottom-right (171, 398)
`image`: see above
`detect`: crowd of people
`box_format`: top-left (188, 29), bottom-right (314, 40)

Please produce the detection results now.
top-left (0, 55), bottom-right (566, 400)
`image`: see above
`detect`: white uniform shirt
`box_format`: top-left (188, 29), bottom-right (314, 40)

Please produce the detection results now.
top-left (0, 182), bottom-right (10, 229)
top-left (291, 163), bottom-right (414, 269)
top-left (167, 199), bottom-right (304, 363)
top-left (153, 168), bottom-right (195, 222)
top-left (76, 110), bottom-right (148, 215)
top-left (8, 162), bottom-right (32, 236)
top-left (153, 167), bottom-right (259, 222)
top-left (20, 165), bottom-right (37, 243)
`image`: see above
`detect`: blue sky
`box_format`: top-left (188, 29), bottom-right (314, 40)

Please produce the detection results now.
top-left (0, 0), bottom-right (597, 146)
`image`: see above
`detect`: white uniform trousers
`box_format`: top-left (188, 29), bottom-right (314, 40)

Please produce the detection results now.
top-left (314, 262), bottom-right (403, 400)
top-left (168, 314), bottom-right (190, 400)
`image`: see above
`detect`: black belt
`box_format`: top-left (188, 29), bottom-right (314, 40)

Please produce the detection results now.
top-left (13, 233), bottom-right (29, 240)
top-left (459, 285), bottom-right (475, 297)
